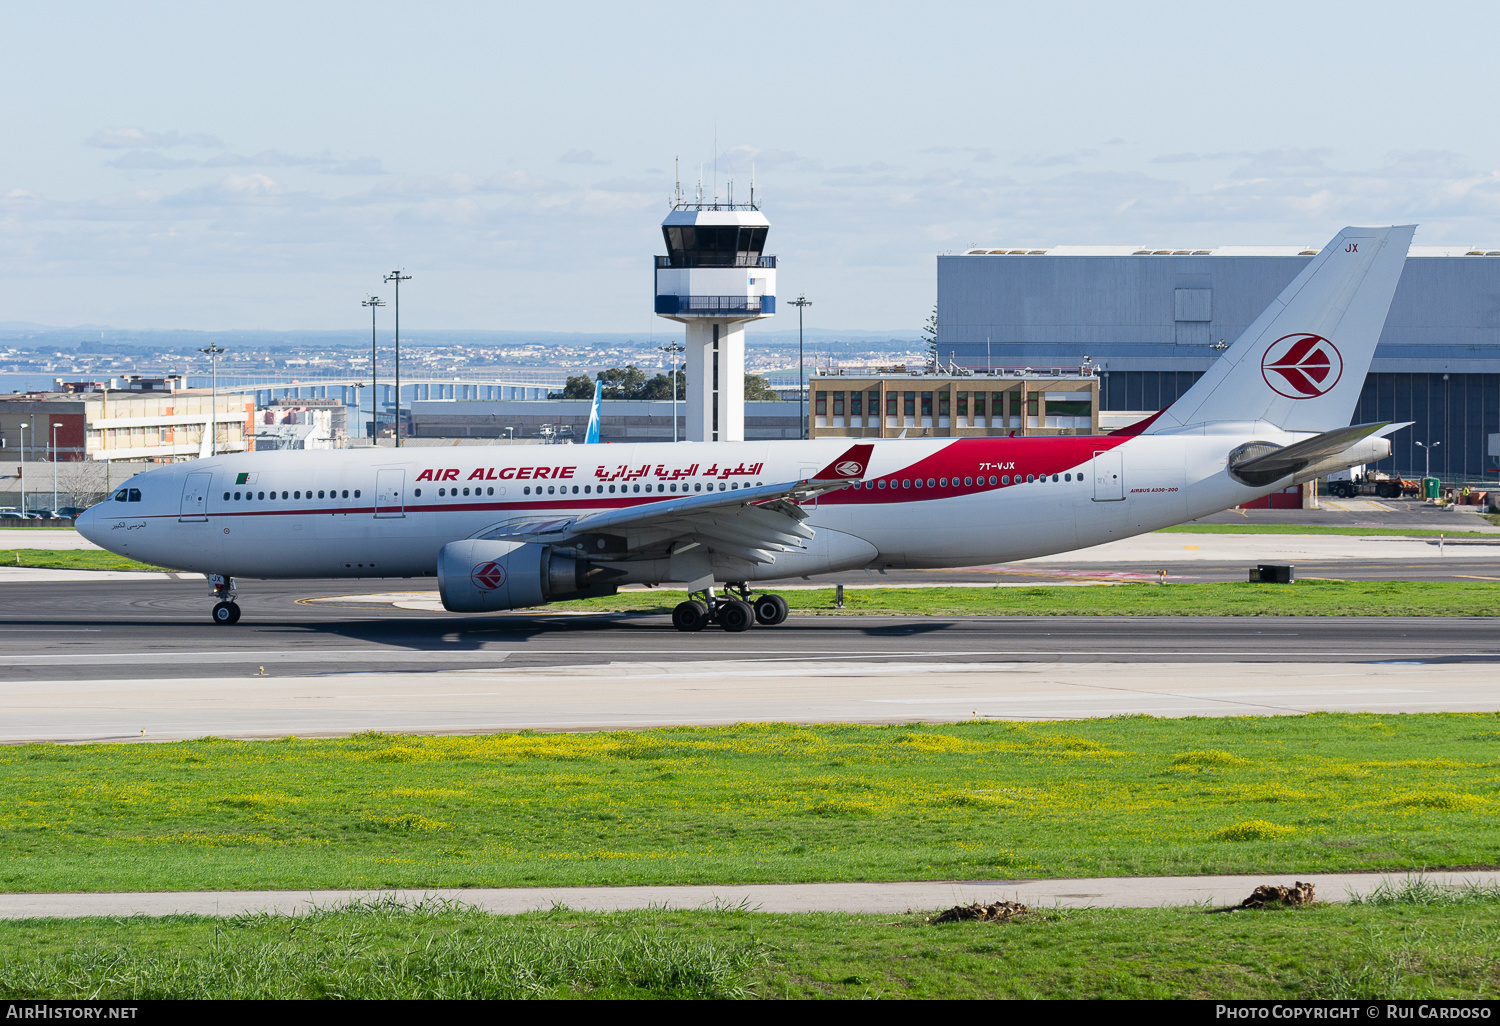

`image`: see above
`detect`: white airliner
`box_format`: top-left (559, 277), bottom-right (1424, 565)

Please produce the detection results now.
top-left (78, 225), bottom-right (1415, 630)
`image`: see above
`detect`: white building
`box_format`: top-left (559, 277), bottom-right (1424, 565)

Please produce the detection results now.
top-left (253, 398), bottom-right (348, 451)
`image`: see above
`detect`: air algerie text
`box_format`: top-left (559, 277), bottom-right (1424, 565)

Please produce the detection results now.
top-left (416, 467), bottom-right (578, 482)
top-left (413, 462), bottom-right (766, 483)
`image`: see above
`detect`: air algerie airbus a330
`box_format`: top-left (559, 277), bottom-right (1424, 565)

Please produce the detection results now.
top-left (77, 225), bottom-right (1416, 631)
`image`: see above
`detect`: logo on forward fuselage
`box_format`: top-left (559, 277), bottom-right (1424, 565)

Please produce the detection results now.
top-left (1261, 333), bottom-right (1343, 399)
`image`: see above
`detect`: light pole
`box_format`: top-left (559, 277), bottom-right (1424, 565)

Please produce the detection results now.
top-left (791, 294), bottom-right (812, 440)
top-left (52, 422), bottom-right (63, 512)
top-left (362, 296), bottom-right (384, 441)
top-left (198, 343), bottom-right (225, 456)
top-left (1416, 440), bottom-right (1440, 479)
top-left (384, 271), bottom-right (411, 446)
top-left (18, 421), bottom-right (28, 513)
top-left (659, 341), bottom-right (684, 442)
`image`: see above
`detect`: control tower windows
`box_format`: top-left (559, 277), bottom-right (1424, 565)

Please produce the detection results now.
top-left (662, 225), bottom-right (769, 267)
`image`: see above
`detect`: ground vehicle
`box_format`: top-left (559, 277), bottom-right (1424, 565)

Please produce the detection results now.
top-left (1325, 471), bottom-right (1417, 499)
top-left (77, 225), bottom-right (1416, 628)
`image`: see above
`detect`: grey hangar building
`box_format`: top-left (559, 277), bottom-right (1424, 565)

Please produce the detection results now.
top-left (936, 243), bottom-right (1500, 481)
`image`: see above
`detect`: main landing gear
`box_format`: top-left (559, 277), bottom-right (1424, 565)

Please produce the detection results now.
top-left (209, 573), bottom-right (241, 625)
top-left (672, 584), bottom-right (789, 633)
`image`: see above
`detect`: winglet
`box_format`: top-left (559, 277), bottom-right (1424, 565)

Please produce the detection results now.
top-left (809, 443), bottom-right (874, 482)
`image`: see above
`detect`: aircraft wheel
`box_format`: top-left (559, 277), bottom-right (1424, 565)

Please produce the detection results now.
top-left (212, 601), bottom-right (239, 625)
top-left (720, 599), bottom-right (754, 633)
top-left (672, 600), bottom-right (709, 632)
top-left (753, 594), bottom-right (789, 626)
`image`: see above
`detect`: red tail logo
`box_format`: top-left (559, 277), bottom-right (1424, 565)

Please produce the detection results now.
top-left (1261, 333), bottom-right (1343, 399)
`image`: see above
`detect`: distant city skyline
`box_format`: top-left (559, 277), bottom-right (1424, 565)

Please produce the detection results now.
top-left (3, 1), bottom-right (1497, 332)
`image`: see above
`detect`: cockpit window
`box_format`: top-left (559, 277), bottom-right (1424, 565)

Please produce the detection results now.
top-left (113, 489), bottom-right (128, 502)
top-left (128, 489), bottom-right (141, 502)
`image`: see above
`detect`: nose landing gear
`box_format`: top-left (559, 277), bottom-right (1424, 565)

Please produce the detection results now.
top-left (671, 583), bottom-right (789, 632)
top-left (208, 574), bottom-right (241, 625)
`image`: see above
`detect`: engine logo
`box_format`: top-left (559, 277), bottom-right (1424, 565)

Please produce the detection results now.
top-left (834, 461), bottom-right (864, 477)
top-left (1261, 333), bottom-right (1343, 399)
top-left (471, 561), bottom-right (507, 590)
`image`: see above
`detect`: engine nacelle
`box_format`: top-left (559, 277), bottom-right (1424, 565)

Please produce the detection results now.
top-left (436, 539), bottom-right (619, 613)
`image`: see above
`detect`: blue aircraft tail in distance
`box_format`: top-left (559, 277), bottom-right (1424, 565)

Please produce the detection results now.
top-left (584, 379), bottom-right (602, 444)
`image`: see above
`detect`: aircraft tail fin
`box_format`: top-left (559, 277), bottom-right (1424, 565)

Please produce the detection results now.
top-left (584, 379), bottom-right (602, 444)
top-left (1144, 225), bottom-right (1415, 435)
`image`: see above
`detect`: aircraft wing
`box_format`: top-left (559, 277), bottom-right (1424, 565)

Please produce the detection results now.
top-left (480, 444), bottom-right (873, 564)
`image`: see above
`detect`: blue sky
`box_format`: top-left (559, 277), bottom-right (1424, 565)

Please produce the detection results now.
top-left (2, 1), bottom-right (1497, 332)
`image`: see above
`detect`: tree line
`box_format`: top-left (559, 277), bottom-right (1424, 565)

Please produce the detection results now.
top-left (551, 365), bottom-right (781, 401)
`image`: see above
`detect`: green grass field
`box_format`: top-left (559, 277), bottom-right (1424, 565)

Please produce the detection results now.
top-left (1159, 522), bottom-right (1499, 538)
top-left (552, 580), bottom-right (1500, 617)
top-left (0, 548), bottom-right (169, 572)
top-left (3, 883), bottom-right (1499, 999)
top-left (4, 716), bottom-right (1498, 895)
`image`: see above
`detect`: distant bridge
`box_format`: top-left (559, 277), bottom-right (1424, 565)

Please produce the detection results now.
top-left (214, 377), bottom-right (566, 414)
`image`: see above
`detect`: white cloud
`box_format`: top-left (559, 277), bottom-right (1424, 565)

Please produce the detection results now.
top-left (87, 126), bottom-right (222, 149)
top-left (558, 149), bottom-right (608, 165)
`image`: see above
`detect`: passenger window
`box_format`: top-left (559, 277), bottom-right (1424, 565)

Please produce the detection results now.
top-left (548, 486), bottom-right (556, 495)
top-left (223, 491), bottom-right (230, 500)
top-left (878, 480), bottom-right (887, 489)
top-left (609, 485), bottom-right (616, 493)
top-left (438, 488), bottom-right (445, 496)
top-left (1052, 474), bottom-right (1059, 483)
top-left (353, 490), bottom-right (360, 498)
top-left (319, 490), bottom-right (325, 498)
top-left (572, 485), bottom-right (579, 494)
top-left (258, 491), bottom-right (265, 499)
top-left (927, 478), bottom-right (935, 488)
top-left (281, 491), bottom-right (288, 499)
top-left (342, 490), bottom-right (349, 498)
top-left (463, 487), bottom-right (470, 496)
top-left (415, 489), bottom-right (422, 497)
top-left (487, 487), bottom-right (494, 496)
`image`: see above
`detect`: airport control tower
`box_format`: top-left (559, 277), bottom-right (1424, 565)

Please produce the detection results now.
top-left (654, 183), bottom-right (775, 442)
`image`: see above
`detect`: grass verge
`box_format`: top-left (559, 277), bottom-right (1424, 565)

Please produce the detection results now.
top-left (1160, 523), bottom-right (1499, 538)
top-left (0, 548), bottom-right (170, 572)
top-left (548, 579), bottom-right (1500, 616)
top-left (4, 885), bottom-right (1500, 998)
top-left (4, 715), bottom-right (1499, 893)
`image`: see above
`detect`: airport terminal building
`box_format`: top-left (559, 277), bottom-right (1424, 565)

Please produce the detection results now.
top-left (937, 245), bottom-right (1500, 481)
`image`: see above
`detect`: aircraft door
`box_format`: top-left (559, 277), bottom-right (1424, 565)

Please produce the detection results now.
top-left (1092, 450), bottom-right (1124, 502)
top-left (375, 469), bottom-right (405, 518)
top-left (178, 471), bottom-right (212, 522)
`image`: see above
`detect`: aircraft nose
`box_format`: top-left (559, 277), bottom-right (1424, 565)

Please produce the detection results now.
top-left (74, 503), bottom-right (103, 545)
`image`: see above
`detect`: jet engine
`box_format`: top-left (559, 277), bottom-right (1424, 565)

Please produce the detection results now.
top-left (437, 539), bottom-right (621, 613)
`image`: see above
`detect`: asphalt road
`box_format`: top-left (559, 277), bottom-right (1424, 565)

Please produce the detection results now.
top-left (2, 576), bottom-right (1499, 680)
